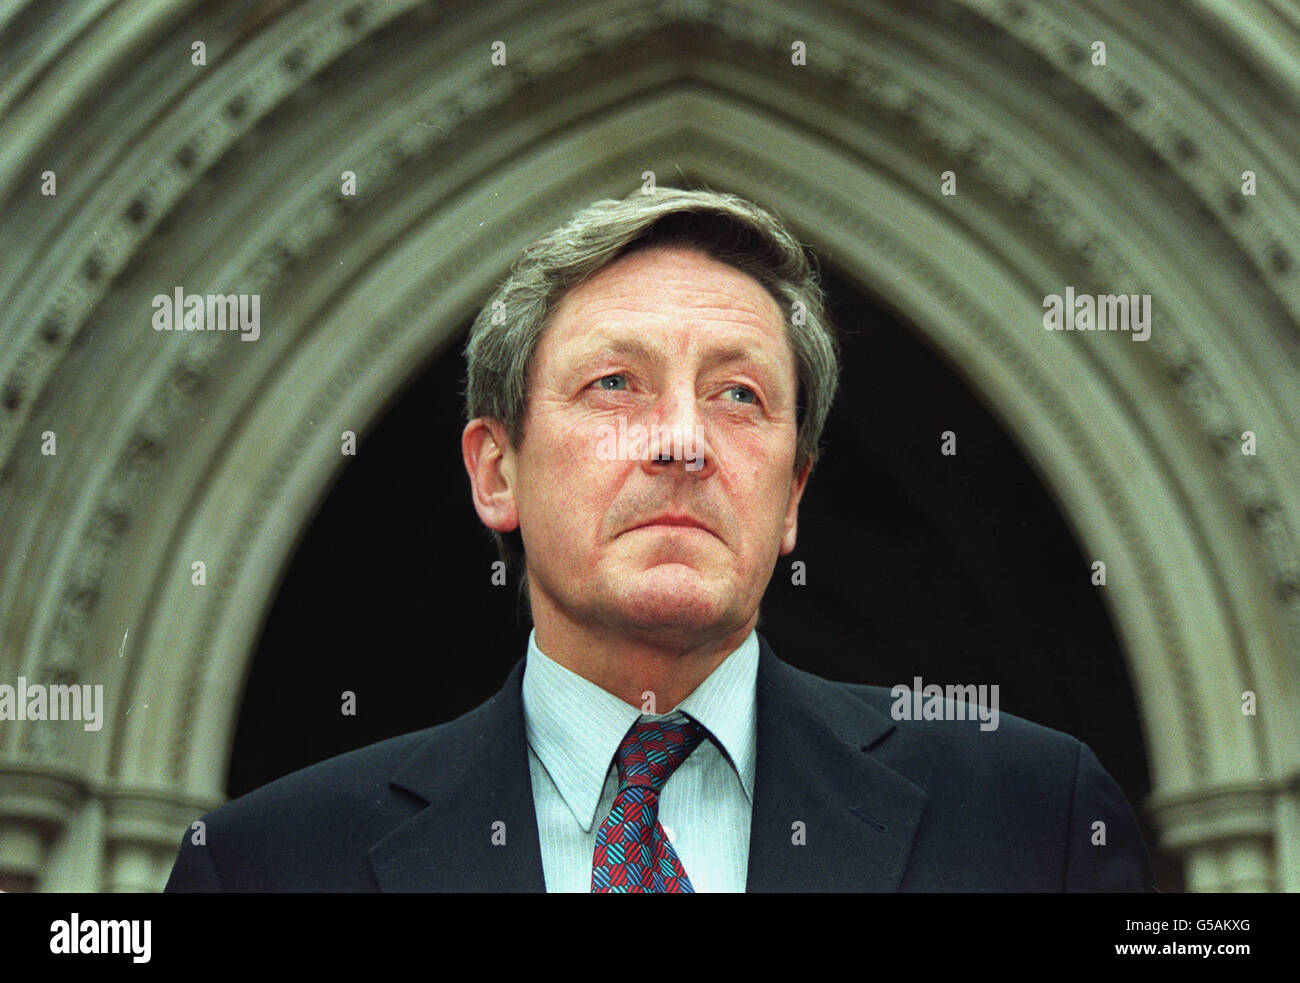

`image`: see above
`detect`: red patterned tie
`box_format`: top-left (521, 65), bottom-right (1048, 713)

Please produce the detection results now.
top-left (591, 714), bottom-right (707, 893)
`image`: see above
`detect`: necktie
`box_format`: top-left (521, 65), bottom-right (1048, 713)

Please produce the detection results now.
top-left (591, 714), bottom-right (707, 893)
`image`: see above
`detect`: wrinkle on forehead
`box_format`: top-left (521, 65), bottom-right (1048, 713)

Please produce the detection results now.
top-left (555, 246), bottom-right (784, 330)
top-left (543, 247), bottom-right (790, 369)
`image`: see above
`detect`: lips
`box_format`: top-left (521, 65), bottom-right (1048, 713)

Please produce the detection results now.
top-left (630, 514), bottom-right (713, 535)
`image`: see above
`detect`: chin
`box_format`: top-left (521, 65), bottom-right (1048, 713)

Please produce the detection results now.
top-left (610, 565), bottom-right (729, 632)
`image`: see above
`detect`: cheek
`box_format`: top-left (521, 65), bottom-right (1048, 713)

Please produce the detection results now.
top-left (722, 448), bottom-right (798, 548)
top-left (518, 424), bottom-right (620, 538)
top-left (722, 432), bottom-right (794, 497)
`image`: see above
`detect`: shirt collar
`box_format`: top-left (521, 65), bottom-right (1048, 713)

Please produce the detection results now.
top-left (522, 628), bottom-right (759, 833)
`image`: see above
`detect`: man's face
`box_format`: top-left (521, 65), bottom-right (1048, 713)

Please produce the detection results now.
top-left (481, 245), bottom-right (810, 645)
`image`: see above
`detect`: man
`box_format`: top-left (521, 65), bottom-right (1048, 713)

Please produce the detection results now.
top-left (165, 188), bottom-right (1155, 892)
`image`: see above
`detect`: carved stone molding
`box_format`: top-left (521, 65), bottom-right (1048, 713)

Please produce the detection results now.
top-left (0, 0), bottom-right (1295, 891)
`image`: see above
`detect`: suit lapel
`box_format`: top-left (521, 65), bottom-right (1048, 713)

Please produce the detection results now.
top-left (368, 658), bottom-right (547, 891)
top-left (367, 635), bottom-right (927, 892)
top-left (745, 634), bottom-right (927, 891)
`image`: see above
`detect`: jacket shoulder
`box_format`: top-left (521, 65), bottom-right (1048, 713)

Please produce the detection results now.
top-left (837, 678), bottom-right (1079, 755)
top-left (807, 673), bottom-right (1151, 890)
top-left (819, 674), bottom-right (1085, 795)
top-left (166, 689), bottom-right (507, 891)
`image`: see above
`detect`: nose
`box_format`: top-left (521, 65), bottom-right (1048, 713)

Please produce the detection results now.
top-left (639, 381), bottom-right (715, 478)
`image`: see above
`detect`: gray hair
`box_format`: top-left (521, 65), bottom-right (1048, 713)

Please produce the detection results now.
top-left (462, 187), bottom-right (841, 611)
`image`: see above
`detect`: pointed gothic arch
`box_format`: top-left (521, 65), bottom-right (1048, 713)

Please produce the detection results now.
top-left (0, 0), bottom-right (1295, 891)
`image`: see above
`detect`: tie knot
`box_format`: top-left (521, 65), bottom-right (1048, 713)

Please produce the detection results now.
top-left (613, 714), bottom-right (706, 794)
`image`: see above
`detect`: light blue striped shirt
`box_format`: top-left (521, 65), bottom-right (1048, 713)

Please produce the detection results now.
top-left (522, 628), bottom-right (758, 892)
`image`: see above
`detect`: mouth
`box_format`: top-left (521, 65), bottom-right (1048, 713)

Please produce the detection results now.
top-left (628, 514), bottom-right (715, 536)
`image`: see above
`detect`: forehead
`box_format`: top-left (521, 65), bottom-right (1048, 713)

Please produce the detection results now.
top-left (537, 245), bottom-right (790, 365)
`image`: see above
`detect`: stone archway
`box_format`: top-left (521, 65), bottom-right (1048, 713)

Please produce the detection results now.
top-left (0, 0), bottom-right (1295, 892)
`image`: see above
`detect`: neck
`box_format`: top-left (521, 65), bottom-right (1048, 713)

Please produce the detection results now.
top-left (530, 601), bottom-right (756, 711)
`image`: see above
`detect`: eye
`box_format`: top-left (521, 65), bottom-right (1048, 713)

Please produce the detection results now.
top-left (724, 385), bottom-right (758, 404)
top-left (591, 373), bottom-right (629, 391)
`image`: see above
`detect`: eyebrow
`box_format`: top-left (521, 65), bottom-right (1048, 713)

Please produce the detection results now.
top-left (577, 338), bottom-right (663, 366)
top-left (571, 338), bottom-right (782, 378)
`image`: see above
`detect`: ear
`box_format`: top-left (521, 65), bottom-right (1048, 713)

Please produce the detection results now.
top-left (462, 418), bottom-right (519, 534)
top-left (778, 458), bottom-right (813, 555)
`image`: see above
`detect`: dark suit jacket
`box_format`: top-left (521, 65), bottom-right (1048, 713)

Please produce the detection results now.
top-left (165, 633), bottom-right (1155, 891)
